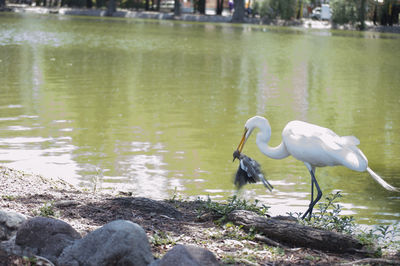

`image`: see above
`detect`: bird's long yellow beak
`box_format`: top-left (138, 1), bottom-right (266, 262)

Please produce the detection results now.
top-left (236, 128), bottom-right (248, 154)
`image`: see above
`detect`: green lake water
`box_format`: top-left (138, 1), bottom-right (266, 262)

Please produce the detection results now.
top-left (1, 12), bottom-right (399, 225)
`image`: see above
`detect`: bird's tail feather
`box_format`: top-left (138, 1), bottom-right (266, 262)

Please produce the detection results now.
top-left (260, 176), bottom-right (273, 192)
top-left (367, 167), bottom-right (399, 192)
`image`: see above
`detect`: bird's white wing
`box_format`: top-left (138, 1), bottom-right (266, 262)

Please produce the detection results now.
top-left (313, 130), bottom-right (367, 171)
top-left (283, 121), bottom-right (367, 171)
top-left (339, 136), bottom-right (360, 146)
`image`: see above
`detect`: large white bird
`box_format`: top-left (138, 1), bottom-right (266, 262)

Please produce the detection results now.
top-left (236, 116), bottom-right (398, 219)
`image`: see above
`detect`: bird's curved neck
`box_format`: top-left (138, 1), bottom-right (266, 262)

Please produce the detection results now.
top-left (255, 121), bottom-right (289, 160)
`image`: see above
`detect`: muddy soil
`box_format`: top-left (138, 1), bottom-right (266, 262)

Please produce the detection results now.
top-left (0, 166), bottom-right (398, 265)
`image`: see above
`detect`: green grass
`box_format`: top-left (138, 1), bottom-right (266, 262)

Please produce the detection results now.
top-left (33, 201), bottom-right (59, 218)
top-left (288, 191), bottom-right (400, 256)
top-left (196, 195), bottom-right (270, 225)
top-left (289, 191), bottom-right (356, 234)
top-left (150, 230), bottom-right (176, 246)
top-left (170, 190), bottom-right (400, 257)
top-left (1, 195), bottom-right (16, 201)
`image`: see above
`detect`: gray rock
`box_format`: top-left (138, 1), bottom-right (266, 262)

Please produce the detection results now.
top-left (15, 216), bottom-right (81, 263)
top-left (0, 236), bottom-right (54, 266)
top-left (58, 220), bottom-right (153, 266)
top-left (0, 235), bottom-right (35, 259)
top-left (151, 244), bottom-right (219, 266)
top-left (0, 210), bottom-right (27, 241)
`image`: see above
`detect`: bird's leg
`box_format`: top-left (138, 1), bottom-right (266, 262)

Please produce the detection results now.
top-left (302, 178), bottom-right (313, 219)
top-left (310, 177), bottom-right (314, 208)
top-left (303, 178), bottom-right (315, 219)
top-left (302, 169), bottom-right (322, 220)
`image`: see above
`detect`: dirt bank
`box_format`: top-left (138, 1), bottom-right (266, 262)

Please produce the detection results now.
top-left (1, 166), bottom-right (400, 265)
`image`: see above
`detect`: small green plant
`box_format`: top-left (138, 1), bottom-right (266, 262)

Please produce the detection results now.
top-left (91, 167), bottom-right (103, 193)
top-left (289, 192), bottom-right (400, 256)
top-left (304, 254), bottom-right (321, 262)
top-left (223, 222), bottom-right (258, 241)
top-left (1, 195), bottom-right (16, 201)
top-left (167, 187), bottom-right (185, 209)
top-left (221, 254), bottom-right (236, 264)
top-left (33, 201), bottom-right (58, 218)
top-left (356, 223), bottom-right (400, 255)
top-left (290, 191), bottom-right (356, 234)
top-left (168, 187), bottom-right (183, 202)
top-left (355, 228), bottom-right (382, 257)
top-left (356, 227), bottom-right (378, 246)
top-left (150, 230), bottom-right (176, 246)
top-left (23, 256), bottom-right (38, 264)
top-left (265, 245), bottom-right (285, 258)
top-left (198, 195), bottom-right (270, 225)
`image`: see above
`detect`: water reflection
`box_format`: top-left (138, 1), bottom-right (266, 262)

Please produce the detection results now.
top-left (0, 136), bottom-right (78, 182)
top-left (0, 13), bottom-right (399, 225)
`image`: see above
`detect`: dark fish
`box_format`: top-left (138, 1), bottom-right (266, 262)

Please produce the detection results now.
top-left (233, 150), bottom-right (273, 191)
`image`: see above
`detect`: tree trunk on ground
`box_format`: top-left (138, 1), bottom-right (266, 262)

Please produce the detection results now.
top-left (228, 210), bottom-right (375, 255)
top-left (231, 0), bottom-right (245, 22)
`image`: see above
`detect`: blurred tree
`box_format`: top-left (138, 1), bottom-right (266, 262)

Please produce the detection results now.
top-left (259, 0), bottom-right (275, 19)
top-left (359, 0), bottom-right (366, 29)
top-left (144, 0), bottom-right (156, 10)
top-left (193, 0), bottom-right (205, 14)
top-left (331, 0), bottom-right (357, 25)
top-left (296, 0), bottom-right (303, 19)
top-left (96, 0), bottom-right (106, 8)
top-left (232, 0), bottom-right (245, 22)
top-left (62, 0), bottom-right (88, 7)
top-left (199, 0), bottom-right (206, 14)
top-left (174, 0), bottom-right (181, 15)
top-left (331, 0), bottom-right (368, 29)
top-left (381, 0), bottom-right (399, 26)
top-left (257, 0), bottom-right (296, 20)
top-left (277, 0), bottom-right (296, 20)
top-left (107, 0), bottom-right (116, 15)
top-left (216, 0), bottom-right (224, 15)
top-left (120, 0), bottom-right (146, 9)
top-left (372, 0), bottom-right (378, 25)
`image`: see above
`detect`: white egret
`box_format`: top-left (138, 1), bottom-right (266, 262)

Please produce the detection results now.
top-left (236, 116), bottom-right (398, 219)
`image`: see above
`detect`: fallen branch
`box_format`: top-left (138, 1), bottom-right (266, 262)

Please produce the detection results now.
top-left (228, 210), bottom-right (374, 255)
top-left (254, 234), bottom-right (288, 249)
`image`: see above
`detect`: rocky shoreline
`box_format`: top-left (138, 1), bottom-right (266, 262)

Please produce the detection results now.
top-left (2, 5), bottom-right (400, 34)
top-left (1, 166), bottom-right (400, 265)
